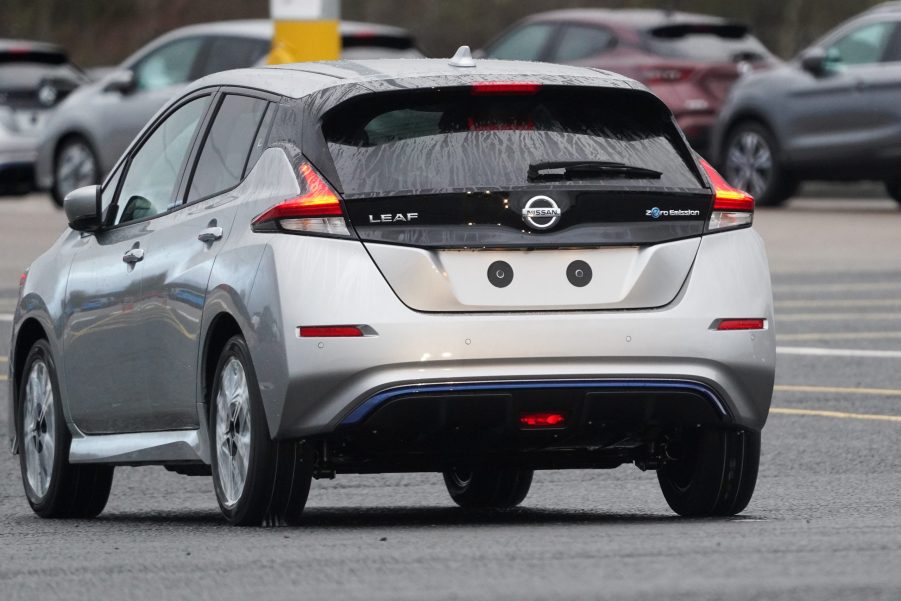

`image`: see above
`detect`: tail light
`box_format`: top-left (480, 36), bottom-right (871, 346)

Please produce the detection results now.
top-left (18, 270), bottom-right (27, 298)
top-left (640, 66), bottom-right (694, 84)
top-left (700, 158), bottom-right (754, 232)
top-left (251, 162), bottom-right (351, 237)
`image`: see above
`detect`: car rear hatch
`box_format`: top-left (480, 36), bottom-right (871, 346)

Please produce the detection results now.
top-left (316, 83), bottom-right (713, 312)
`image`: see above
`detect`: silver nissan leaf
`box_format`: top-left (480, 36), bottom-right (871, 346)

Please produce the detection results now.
top-left (8, 53), bottom-right (775, 526)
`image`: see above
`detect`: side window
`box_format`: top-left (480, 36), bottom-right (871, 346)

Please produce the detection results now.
top-left (187, 95), bottom-right (269, 202)
top-left (552, 25), bottom-right (615, 62)
top-left (133, 37), bottom-right (205, 91)
top-left (196, 37), bottom-right (270, 78)
top-left (827, 22), bottom-right (895, 67)
top-left (485, 23), bottom-right (556, 61)
top-left (114, 96), bottom-right (210, 225)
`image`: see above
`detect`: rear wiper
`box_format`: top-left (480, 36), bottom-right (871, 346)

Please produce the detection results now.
top-left (528, 160), bottom-right (662, 181)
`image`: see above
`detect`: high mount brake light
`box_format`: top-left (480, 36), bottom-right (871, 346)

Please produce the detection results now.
top-left (700, 158), bottom-right (754, 231)
top-left (520, 412), bottom-right (566, 427)
top-left (471, 82), bottom-right (542, 95)
top-left (251, 163), bottom-right (350, 236)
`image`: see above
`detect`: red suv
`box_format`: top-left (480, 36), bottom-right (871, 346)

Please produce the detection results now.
top-left (482, 9), bottom-right (778, 154)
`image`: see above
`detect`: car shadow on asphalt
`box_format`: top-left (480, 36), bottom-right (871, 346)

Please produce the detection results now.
top-left (86, 506), bottom-right (761, 529)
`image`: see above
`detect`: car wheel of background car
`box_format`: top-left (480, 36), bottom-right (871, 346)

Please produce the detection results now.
top-left (443, 468), bottom-right (533, 509)
top-left (210, 335), bottom-right (312, 526)
top-left (724, 122), bottom-right (796, 207)
top-left (883, 179), bottom-right (901, 207)
top-left (52, 136), bottom-right (99, 207)
top-left (657, 427), bottom-right (760, 517)
top-left (18, 339), bottom-right (114, 518)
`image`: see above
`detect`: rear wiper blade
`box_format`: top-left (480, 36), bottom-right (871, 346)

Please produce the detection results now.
top-left (528, 160), bottom-right (662, 181)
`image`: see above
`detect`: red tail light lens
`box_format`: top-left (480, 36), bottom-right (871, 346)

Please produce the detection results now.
top-left (519, 413), bottom-right (566, 427)
top-left (700, 158), bottom-right (754, 231)
top-left (252, 162), bottom-right (350, 236)
top-left (471, 82), bottom-right (542, 95)
top-left (715, 319), bottom-right (766, 331)
top-left (298, 326), bottom-right (365, 338)
top-left (640, 67), bottom-right (694, 84)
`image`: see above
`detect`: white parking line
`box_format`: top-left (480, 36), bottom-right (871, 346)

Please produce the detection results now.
top-left (776, 299), bottom-right (901, 308)
top-left (0, 313), bottom-right (12, 322)
top-left (778, 312), bottom-right (901, 321)
top-left (774, 282), bottom-right (901, 293)
top-left (777, 346), bottom-right (901, 359)
top-left (778, 331), bottom-right (901, 341)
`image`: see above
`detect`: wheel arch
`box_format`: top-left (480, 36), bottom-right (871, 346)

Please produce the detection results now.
top-left (719, 111), bottom-right (781, 166)
top-left (201, 312), bottom-right (245, 414)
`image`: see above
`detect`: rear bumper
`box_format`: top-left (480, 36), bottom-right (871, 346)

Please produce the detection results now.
top-left (248, 226), bottom-right (775, 440)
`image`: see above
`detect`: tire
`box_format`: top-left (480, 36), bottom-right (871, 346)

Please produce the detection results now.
top-left (657, 428), bottom-right (760, 517)
top-left (18, 340), bottom-right (114, 518)
top-left (52, 136), bottom-right (99, 207)
top-left (723, 122), bottom-right (797, 207)
top-left (883, 179), bottom-right (901, 207)
top-left (209, 335), bottom-right (312, 526)
top-left (443, 468), bottom-right (533, 509)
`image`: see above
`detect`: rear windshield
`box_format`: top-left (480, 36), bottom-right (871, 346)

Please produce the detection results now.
top-left (644, 25), bottom-right (772, 63)
top-left (321, 86), bottom-right (701, 196)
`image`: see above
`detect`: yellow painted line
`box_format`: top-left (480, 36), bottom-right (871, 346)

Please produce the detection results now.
top-left (776, 299), bottom-right (901, 308)
top-left (778, 331), bottom-right (901, 341)
top-left (777, 312), bottom-right (901, 321)
top-left (774, 282), bottom-right (901, 293)
top-left (774, 384), bottom-right (901, 397)
top-left (0, 356), bottom-right (7, 362)
top-left (772, 407), bottom-right (901, 423)
top-left (0, 374), bottom-right (6, 382)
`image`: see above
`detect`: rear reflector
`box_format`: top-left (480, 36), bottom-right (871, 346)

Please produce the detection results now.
top-left (298, 326), bottom-right (365, 338)
top-left (519, 412), bottom-right (566, 427)
top-left (640, 66), bottom-right (695, 83)
top-left (715, 319), bottom-right (766, 331)
top-left (471, 82), bottom-right (542, 95)
top-left (251, 162), bottom-right (350, 236)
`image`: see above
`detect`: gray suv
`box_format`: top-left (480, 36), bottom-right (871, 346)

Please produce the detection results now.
top-left (34, 20), bottom-right (421, 206)
top-left (712, 2), bottom-right (901, 206)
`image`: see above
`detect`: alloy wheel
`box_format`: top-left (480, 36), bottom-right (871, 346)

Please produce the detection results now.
top-left (55, 141), bottom-right (97, 200)
top-left (215, 357), bottom-right (252, 508)
top-left (725, 130), bottom-right (773, 198)
top-left (23, 360), bottom-right (56, 499)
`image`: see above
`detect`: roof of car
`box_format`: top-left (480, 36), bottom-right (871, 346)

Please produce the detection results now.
top-left (185, 57), bottom-right (641, 99)
top-left (523, 8), bottom-right (731, 30)
top-left (156, 19), bottom-right (413, 41)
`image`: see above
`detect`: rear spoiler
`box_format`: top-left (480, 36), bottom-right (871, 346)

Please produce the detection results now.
top-left (649, 23), bottom-right (749, 40)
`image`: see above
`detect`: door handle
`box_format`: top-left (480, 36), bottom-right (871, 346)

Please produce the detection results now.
top-left (198, 226), bottom-right (224, 243)
top-left (122, 248), bottom-right (144, 264)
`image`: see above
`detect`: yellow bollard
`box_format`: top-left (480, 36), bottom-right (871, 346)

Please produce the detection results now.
top-left (268, 0), bottom-right (341, 64)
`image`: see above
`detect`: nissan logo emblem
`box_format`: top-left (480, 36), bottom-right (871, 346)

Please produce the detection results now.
top-left (521, 196), bottom-right (562, 230)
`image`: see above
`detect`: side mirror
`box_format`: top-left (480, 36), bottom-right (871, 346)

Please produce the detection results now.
top-left (64, 185), bottom-right (102, 232)
top-left (103, 70), bottom-right (136, 95)
top-left (800, 47), bottom-right (829, 76)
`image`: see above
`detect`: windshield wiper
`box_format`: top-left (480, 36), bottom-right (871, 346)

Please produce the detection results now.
top-left (527, 160), bottom-right (663, 182)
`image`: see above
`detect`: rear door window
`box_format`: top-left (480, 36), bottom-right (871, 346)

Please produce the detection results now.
top-left (186, 94), bottom-right (269, 202)
top-left (195, 37), bottom-right (270, 78)
top-left (551, 25), bottom-right (615, 62)
top-left (321, 86), bottom-right (701, 196)
top-left (486, 23), bottom-right (557, 61)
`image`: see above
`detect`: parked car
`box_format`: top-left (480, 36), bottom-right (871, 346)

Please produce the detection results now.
top-left (481, 9), bottom-right (778, 154)
top-left (0, 40), bottom-right (87, 195)
top-left (713, 2), bottom-right (901, 206)
top-left (35, 19), bottom-right (423, 206)
top-left (9, 52), bottom-right (774, 525)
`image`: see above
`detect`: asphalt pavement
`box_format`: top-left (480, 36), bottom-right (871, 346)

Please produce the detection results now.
top-left (2, 192), bottom-right (900, 600)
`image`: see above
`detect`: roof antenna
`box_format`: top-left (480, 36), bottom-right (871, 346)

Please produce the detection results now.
top-left (449, 45), bottom-right (476, 68)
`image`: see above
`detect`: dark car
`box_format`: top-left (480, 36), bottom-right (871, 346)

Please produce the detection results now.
top-left (482, 9), bottom-right (777, 154)
top-left (0, 40), bottom-right (87, 194)
top-left (713, 2), bottom-right (901, 207)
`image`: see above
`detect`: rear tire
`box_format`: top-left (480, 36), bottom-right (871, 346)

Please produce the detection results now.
top-left (883, 179), bottom-right (901, 207)
top-left (210, 335), bottom-right (312, 526)
top-left (52, 136), bottom-right (99, 207)
top-left (18, 340), bottom-right (114, 518)
top-left (723, 122), bottom-right (796, 207)
top-left (657, 428), bottom-right (760, 517)
top-left (443, 468), bottom-right (533, 509)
